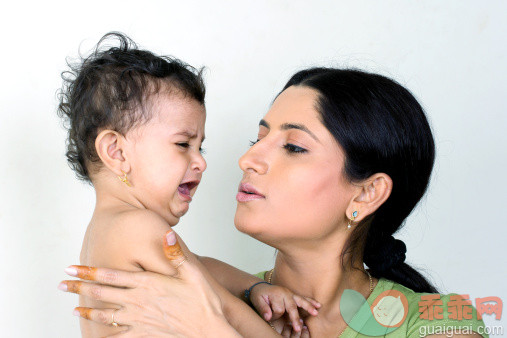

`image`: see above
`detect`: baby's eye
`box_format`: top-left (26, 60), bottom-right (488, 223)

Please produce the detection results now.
top-left (249, 139), bottom-right (259, 146)
top-left (283, 143), bottom-right (307, 154)
top-left (199, 147), bottom-right (206, 154)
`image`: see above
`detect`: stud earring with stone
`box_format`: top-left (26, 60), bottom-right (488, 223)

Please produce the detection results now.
top-left (347, 211), bottom-right (358, 229)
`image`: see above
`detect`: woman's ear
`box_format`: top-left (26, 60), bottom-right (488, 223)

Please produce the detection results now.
top-left (346, 173), bottom-right (393, 222)
top-left (95, 129), bottom-right (130, 176)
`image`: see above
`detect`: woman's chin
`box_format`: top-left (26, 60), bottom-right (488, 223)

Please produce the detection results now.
top-left (234, 214), bottom-right (258, 235)
top-left (233, 218), bottom-right (249, 234)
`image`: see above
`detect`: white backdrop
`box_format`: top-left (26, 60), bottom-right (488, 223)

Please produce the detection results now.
top-left (0, 1), bottom-right (505, 337)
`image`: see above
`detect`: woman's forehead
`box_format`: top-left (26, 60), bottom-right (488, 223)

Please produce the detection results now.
top-left (263, 86), bottom-right (325, 132)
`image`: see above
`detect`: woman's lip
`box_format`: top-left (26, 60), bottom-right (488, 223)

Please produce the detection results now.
top-left (236, 192), bottom-right (264, 202)
top-left (238, 182), bottom-right (265, 197)
top-left (236, 182), bottom-right (265, 202)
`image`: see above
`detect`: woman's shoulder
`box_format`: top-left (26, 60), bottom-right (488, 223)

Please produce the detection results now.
top-left (374, 278), bottom-right (488, 337)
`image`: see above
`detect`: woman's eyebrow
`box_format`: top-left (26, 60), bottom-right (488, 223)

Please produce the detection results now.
top-left (259, 119), bottom-right (270, 128)
top-left (259, 119), bottom-right (319, 142)
top-left (280, 123), bottom-right (319, 142)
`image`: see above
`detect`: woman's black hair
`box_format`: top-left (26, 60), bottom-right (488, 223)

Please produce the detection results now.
top-left (282, 68), bottom-right (438, 293)
top-left (57, 32), bottom-right (205, 183)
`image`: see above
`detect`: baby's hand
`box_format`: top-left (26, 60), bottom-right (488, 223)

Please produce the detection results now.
top-left (247, 282), bottom-right (321, 332)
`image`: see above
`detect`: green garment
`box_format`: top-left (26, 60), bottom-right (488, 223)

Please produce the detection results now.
top-left (254, 271), bottom-right (487, 337)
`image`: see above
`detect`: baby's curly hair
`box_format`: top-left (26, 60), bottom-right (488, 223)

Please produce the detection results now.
top-left (57, 32), bottom-right (205, 183)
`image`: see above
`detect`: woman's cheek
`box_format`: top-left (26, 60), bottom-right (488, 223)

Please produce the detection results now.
top-left (288, 170), bottom-right (344, 233)
top-left (284, 165), bottom-right (340, 207)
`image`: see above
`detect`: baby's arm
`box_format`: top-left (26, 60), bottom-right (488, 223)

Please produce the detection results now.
top-left (86, 212), bottom-right (281, 337)
top-left (82, 210), bottom-right (180, 337)
top-left (198, 256), bottom-right (320, 332)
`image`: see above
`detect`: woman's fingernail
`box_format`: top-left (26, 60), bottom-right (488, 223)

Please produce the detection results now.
top-left (166, 231), bottom-right (176, 245)
top-left (73, 309), bottom-right (80, 317)
top-left (303, 325), bottom-right (308, 330)
top-left (64, 266), bottom-right (78, 277)
top-left (58, 282), bottom-right (68, 291)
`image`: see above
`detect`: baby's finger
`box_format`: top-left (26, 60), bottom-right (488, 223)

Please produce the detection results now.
top-left (284, 299), bottom-right (302, 332)
top-left (74, 307), bottom-right (129, 330)
top-left (293, 295), bottom-right (319, 316)
top-left (290, 324), bottom-right (303, 338)
top-left (252, 296), bottom-right (273, 321)
top-left (304, 296), bottom-right (322, 308)
top-left (270, 295), bottom-right (286, 320)
top-left (281, 323), bottom-right (293, 338)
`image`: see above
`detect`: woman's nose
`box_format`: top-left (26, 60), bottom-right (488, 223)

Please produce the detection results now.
top-left (238, 143), bottom-right (268, 175)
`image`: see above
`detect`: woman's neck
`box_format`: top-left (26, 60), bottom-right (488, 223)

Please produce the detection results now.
top-left (270, 236), bottom-right (373, 324)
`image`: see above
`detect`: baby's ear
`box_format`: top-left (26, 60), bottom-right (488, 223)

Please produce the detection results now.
top-left (95, 129), bottom-right (129, 175)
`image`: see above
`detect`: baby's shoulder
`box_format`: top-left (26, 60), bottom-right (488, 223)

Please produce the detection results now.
top-left (109, 208), bottom-right (176, 274)
top-left (84, 208), bottom-right (173, 270)
top-left (105, 208), bottom-right (172, 250)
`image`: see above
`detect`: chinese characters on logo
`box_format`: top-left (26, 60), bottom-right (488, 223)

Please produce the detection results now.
top-left (418, 295), bottom-right (502, 321)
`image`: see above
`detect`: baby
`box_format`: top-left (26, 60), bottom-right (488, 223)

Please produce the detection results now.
top-left (58, 32), bottom-right (318, 336)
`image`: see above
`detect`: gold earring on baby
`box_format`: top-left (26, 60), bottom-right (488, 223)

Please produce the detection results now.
top-left (118, 170), bottom-right (131, 187)
top-left (347, 211), bottom-right (358, 229)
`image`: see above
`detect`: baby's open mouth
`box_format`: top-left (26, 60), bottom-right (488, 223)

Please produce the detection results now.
top-left (178, 181), bottom-right (199, 196)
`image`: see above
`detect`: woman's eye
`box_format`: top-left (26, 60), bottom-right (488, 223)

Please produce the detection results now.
top-left (177, 143), bottom-right (190, 148)
top-left (284, 143), bottom-right (307, 154)
top-left (249, 139), bottom-right (259, 146)
top-left (199, 147), bottom-right (206, 154)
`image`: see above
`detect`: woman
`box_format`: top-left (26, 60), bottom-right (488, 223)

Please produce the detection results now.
top-left (60, 68), bottom-right (486, 337)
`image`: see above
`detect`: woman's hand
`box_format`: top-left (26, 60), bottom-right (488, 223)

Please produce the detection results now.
top-left (58, 230), bottom-right (240, 337)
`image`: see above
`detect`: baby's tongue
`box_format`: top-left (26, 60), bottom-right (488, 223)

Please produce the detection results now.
top-left (178, 183), bottom-right (190, 195)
